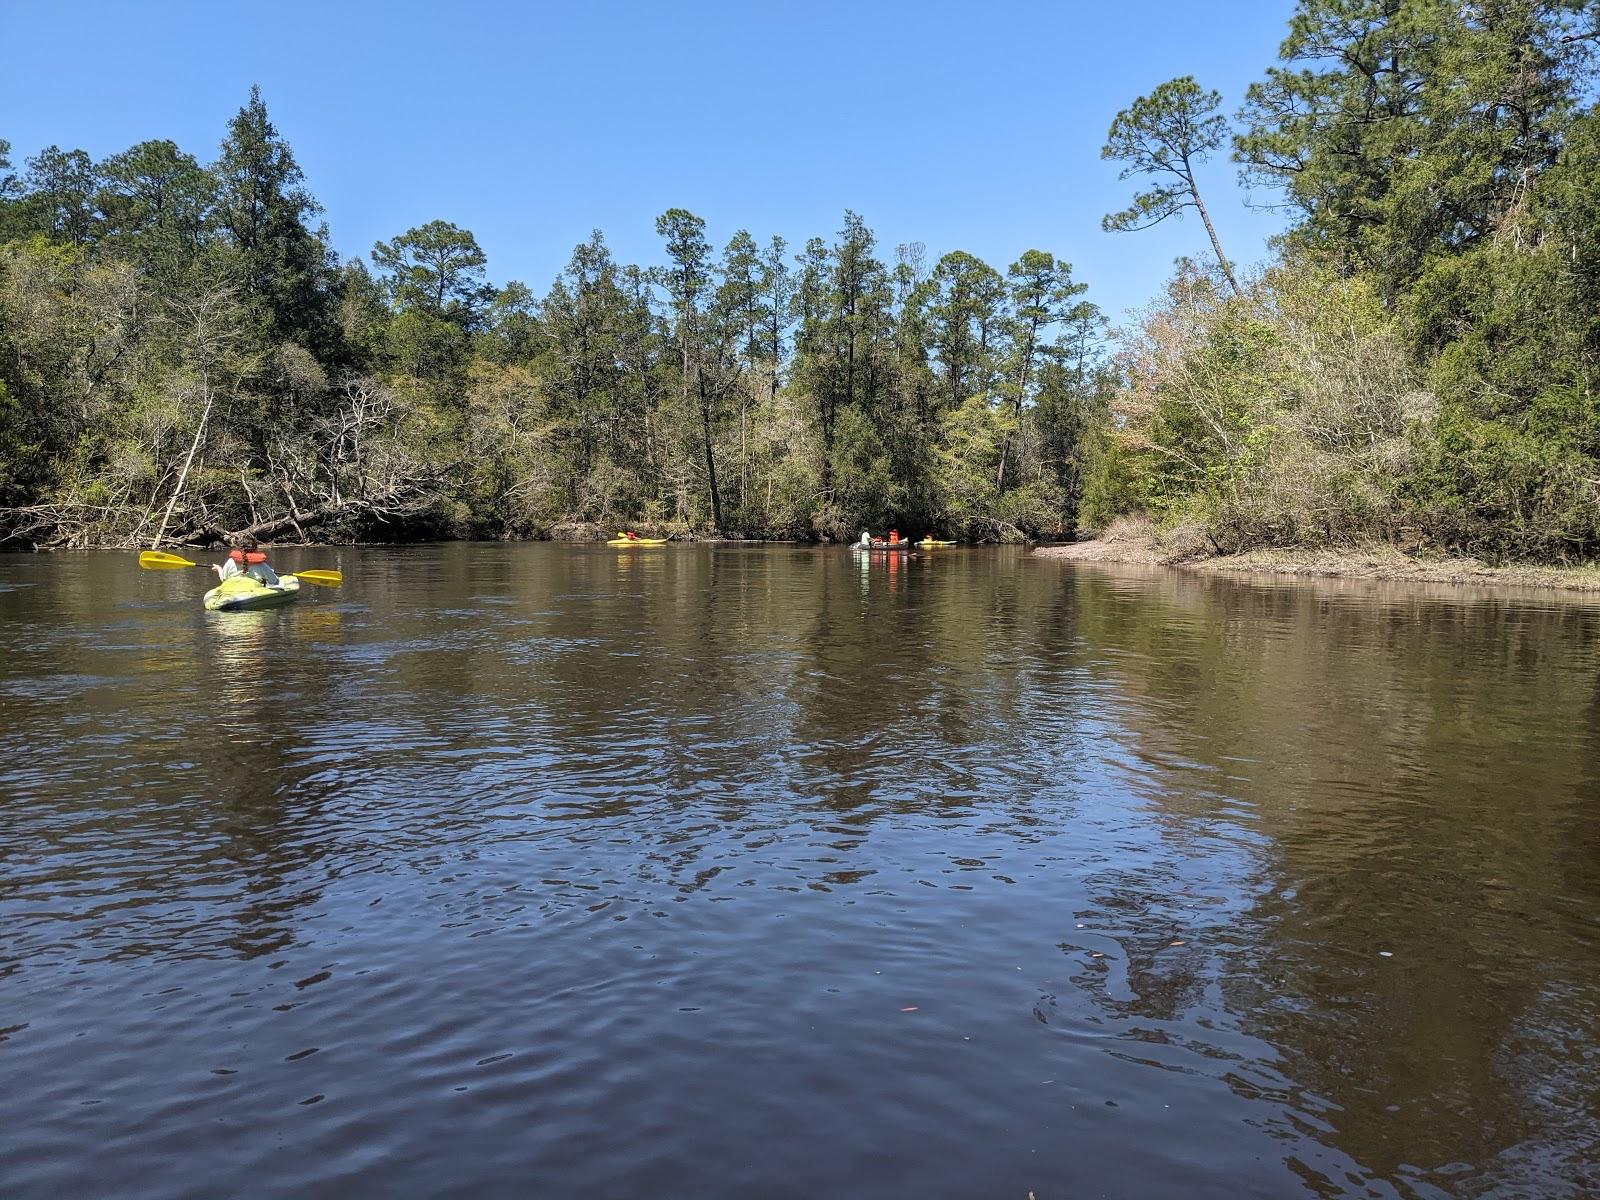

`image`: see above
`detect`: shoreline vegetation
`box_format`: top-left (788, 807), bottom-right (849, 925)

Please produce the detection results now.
top-left (1035, 519), bottom-right (1600, 593)
top-left (2, 3), bottom-right (1597, 574)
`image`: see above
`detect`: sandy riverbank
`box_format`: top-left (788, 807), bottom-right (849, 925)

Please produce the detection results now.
top-left (1035, 522), bottom-right (1600, 593)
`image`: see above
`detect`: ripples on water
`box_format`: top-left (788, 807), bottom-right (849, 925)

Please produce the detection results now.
top-left (2, 545), bottom-right (1598, 1198)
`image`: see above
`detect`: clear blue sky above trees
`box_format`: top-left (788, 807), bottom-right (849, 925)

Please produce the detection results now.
top-left (0, 0), bottom-right (1295, 320)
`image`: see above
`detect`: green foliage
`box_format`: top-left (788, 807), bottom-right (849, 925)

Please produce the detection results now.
top-left (372, 220), bottom-right (491, 324)
top-left (336, 259), bottom-right (390, 364)
top-left (477, 280), bottom-right (541, 366)
top-left (933, 395), bottom-right (1004, 534)
top-left (214, 85), bottom-right (340, 356)
top-left (528, 232), bottom-right (662, 524)
top-left (367, 221), bottom-right (495, 412)
top-left (792, 212), bottom-right (894, 491)
top-left (996, 250), bottom-right (1092, 496)
top-left (385, 308), bottom-right (469, 390)
top-left (96, 140), bottom-right (214, 285)
top-left (0, 375), bottom-right (34, 509)
top-left (21, 146), bottom-right (98, 245)
top-left (924, 250), bottom-right (1005, 410)
top-left (1102, 76), bottom-right (1228, 233)
top-left (1235, 0), bottom-right (1592, 298)
top-left (1097, 256), bottom-right (1426, 549)
top-left (2, 4), bottom-right (1591, 564)
top-left (829, 405), bottom-right (893, 528)
top-left (1102, 76), bottom-right (1241, 292)
top-left (1408, 412), bottom-right (1599, 563)
top-left (1032, 354), bottom-right (1105, 535)
top-left (1078, 427), bottom-right (1146, 535)
top-left (303, 199), bottom-right (1095, 542)
top-left (1073, 0), bottom-right (1600, 565)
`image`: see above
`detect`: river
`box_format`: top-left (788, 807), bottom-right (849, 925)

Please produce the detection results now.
top-left (2, 544), bottom-right (1597, 1198)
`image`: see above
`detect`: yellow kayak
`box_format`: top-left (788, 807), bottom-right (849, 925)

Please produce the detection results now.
top-left (202, 574), bottom-right (301, 611)
top-left (918, 539), bottom-right (957, 547)
top-left (607, 537), bottom-right (668, 546)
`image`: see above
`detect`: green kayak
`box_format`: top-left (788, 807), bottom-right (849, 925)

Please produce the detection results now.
top-left (203, 574), bottom-right (301, 612)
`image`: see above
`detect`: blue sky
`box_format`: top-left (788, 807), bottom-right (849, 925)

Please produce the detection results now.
top-left (1, 0), bottom-right (1297, 324)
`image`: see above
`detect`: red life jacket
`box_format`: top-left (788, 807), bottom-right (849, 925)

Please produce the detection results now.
top-left (229, 549), bottom-right (268, 565)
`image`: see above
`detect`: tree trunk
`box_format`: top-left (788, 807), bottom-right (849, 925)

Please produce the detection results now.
top-left (1190, 171), bottom-right (1243, 297)
top-left (820, 396), bottom-right (835, 492)
top-left (996, 324), bottom-right (1038, 494)
top-left (699, 376), bottom-right (723, 532)
top-left (152, 372), bottom-right (215, 549)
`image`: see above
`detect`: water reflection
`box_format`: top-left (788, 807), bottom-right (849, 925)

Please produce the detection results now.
top-left (0, 548), bottom-right (1596, 1198)
top-left (1056, 567), bottom-right (1600, 1197)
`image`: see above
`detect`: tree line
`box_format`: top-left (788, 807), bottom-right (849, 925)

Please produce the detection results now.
top-left (4, 0), bottom-right (1598, 563)
top-left (1088, 0), bottom-right (1600, 563)
top-left (0, 88), bottom-right (1105, 549)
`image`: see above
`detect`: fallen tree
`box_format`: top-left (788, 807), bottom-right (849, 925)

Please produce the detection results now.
top-left (2, 376), bottom-right (453, 550)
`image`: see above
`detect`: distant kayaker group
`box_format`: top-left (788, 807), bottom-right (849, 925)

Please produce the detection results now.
top-left (140, 528), bottom-right (951, 613)
top-left (854, 530), bottom-right (955, 551)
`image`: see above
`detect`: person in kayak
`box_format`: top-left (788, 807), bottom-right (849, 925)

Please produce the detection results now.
top-left (213, 537), bottom-right (280, 585)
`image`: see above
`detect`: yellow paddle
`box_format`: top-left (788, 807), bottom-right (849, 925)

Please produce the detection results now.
top-left (138, 550), bottom-right (341, 586)
top-left (139, 550), bottom-right (197, 569)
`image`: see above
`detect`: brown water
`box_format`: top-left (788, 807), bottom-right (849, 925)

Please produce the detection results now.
top-left (2, 545), bottom-right (1597, 1198)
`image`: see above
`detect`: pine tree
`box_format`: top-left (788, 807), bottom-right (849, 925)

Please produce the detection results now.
top-left (214, 86), bottom-right (338, 353)
top-left (1103, 77), bottom-right (1241, 296)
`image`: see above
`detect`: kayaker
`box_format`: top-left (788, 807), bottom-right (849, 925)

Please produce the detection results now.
top-left (888, 529), bottom-right (900, 545)
top-left (212, 537), bottom-right (280, 585)
top-left (859, 530), bottom-right (871, 546)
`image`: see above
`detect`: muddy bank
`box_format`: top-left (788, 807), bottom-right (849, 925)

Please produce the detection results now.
top-left (1036, 530), bottom-right (1600, 593)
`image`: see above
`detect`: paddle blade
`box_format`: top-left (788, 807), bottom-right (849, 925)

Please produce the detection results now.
top-left (139, 550), bottom-right (196, 569)
top-left (291, 569), bottom-right (343, 586)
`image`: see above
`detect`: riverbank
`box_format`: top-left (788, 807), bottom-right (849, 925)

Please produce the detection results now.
top-left (1036, 521), bottom-right (1600, 593)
